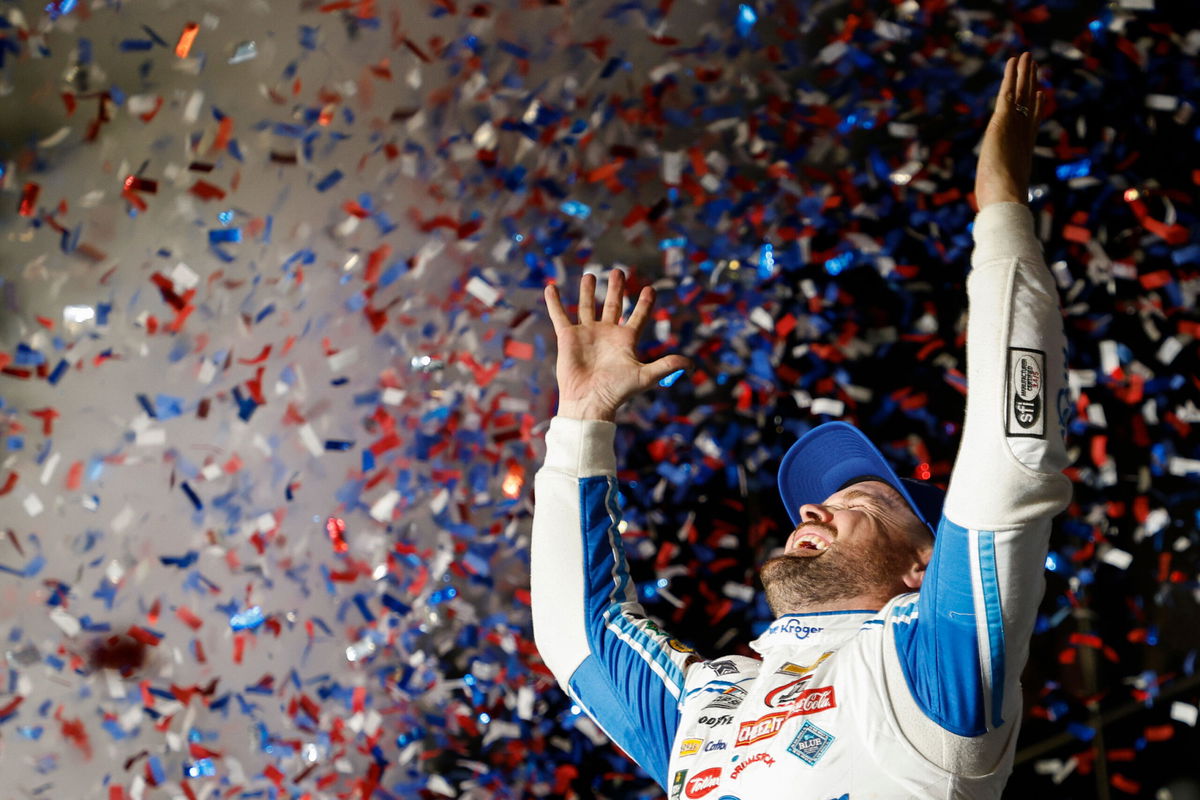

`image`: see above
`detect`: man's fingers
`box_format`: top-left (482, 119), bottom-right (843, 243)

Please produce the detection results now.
top-left (1000, 55), bottom-right (1016, 104)
top-left (544, 284), bottom-right (571, 335)
top-left (1032, 91), bottom-right (1045, 144)
top-left (578, 272), bottom-right (596, 324)
top-left (601, 268), bottom-right (625, 324)
top-left (1025, 55), bottom-right (1037, 105)
top-left (1015, 52), bottom-right (1031, 106)
top-left (624, 286), bottom-right (655, 334)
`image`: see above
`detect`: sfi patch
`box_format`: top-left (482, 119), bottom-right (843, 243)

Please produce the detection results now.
top-left (787, 720), bottom-right (836, 766)
top-left (1006, 347), bottom-right (1046, 439)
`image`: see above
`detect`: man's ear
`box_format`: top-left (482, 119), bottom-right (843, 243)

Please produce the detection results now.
top-left (901, 545), bottom-right (933, 591)
top-left (901, 561), bottom-right (927, 591)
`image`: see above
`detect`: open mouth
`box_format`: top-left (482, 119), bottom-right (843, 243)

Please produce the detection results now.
top-left (788, 531), bottom-right (832, 556)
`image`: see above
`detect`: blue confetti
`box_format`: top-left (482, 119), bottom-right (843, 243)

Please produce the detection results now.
top-left (658, 369), bottom-right (685, 388)
top-left (1055, 159), bottom-right (1092, 180)
top-left (315, 169), bottom-right (344, 192)
top-left (735, 4), bottom-right (757, 37)
top-left (229, 605), bottom-right (265, 631)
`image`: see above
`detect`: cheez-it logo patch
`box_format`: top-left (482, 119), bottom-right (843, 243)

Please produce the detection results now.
top-left (736, 712), bottom-right (788, 746)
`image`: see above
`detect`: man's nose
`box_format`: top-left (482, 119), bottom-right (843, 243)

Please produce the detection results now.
top-left (797, 503), bottom-right (834, 524)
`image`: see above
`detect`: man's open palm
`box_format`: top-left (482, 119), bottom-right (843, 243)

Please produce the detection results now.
top-left (976, 52), bottom-right (1045, 209)
top-left (545, 270), bottom-right (690, 421)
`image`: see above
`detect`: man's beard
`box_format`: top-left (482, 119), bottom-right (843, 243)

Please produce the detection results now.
top-left (760, 524), bottom-right (919, 616)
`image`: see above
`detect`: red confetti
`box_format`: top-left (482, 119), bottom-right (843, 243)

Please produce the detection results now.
top-left (18, 182), bottom-right (39, 216)
top-left (503, 339), bottom-right (534, 360)
top-left (175, 21), bottom-right (199, 58)
top-left (326, 517), bottom-right (349, 553)
top-left (175, 606), bottom-right (204, 630)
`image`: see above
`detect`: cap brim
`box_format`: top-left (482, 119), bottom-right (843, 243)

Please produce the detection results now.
top-left (778, 421), bottom-right (944, 536)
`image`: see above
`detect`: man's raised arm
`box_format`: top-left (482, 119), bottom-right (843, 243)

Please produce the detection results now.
top-left (885, 53), bottom-right (1074, 774)
top-left (531, 271), bottom-right (698, 789)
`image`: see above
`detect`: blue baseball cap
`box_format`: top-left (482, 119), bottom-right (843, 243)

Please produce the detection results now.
top-left (778, 421), bottom-right (945, 537)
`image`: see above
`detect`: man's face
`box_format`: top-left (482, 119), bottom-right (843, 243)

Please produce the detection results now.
top-left (760, 480), bottom-right (934, 616)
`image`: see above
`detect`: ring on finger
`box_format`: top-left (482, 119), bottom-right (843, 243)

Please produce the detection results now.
top-left (1013, 102), bottom-right (1030, 117)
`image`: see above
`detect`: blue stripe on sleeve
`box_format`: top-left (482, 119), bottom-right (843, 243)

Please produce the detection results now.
top-left (976, 530), bottom-right (1007, 729)
top-left (892, 517), bottom-right (989, 737)
top-left (568, 475), bottom-right (684, 789)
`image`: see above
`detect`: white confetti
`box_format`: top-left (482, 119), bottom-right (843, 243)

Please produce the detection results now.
top-left (1145, 93), bottom-right (1177, 110)
top-left (1098, 340), bottom-right (1120, 375)
top-left (327, 346), bottom-right (359, 373)
top-left (662, 151), bottom-right (683, 184)
top-left (1100, 548), bottom-right (1133, 570)
top-left (299, 424), bottom-right (323, 457)
top-left (370, 490), bottom-right (401, 522)
top-left (811, 398), bottom-right (845, 416)
top-left (1170, 702), bottom-right (1198, 726)
top-left (465, 275), bottom-right (502, 307)
top-left (170, 261), bottom-right (200, 290)
top-left (111, 504), bottom-right (134, 533)
top-left (749, 307), bottom-right (774, 332)
top-left (39, 452), bottom-right (60, 485)
top-left (49, 607), bottom-right (81, 636)
top-left (23, 493), bottom-right (44, 517)
top-left (1168, 456), bottom-right (1200, 476)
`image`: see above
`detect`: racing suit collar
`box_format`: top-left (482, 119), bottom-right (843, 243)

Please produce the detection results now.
top-left (749, 609), bottom-right (877, 656)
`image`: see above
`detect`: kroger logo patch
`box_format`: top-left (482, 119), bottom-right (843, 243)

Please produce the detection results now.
top-left (787, 720), bottom-right (835, 766)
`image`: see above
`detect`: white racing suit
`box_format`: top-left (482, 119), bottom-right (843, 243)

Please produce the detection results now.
top-left (531, 203), bottom-right (1072, 799)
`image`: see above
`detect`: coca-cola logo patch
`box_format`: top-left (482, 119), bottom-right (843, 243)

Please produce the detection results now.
top-left (782, 686), bottom-right (837, 715)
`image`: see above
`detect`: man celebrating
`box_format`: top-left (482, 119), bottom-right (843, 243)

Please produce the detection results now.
top-left (532, 53), bottom-right (1069, 799)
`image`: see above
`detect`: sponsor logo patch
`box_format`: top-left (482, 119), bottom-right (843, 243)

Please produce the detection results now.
top-left (703, 684), bottom-right (748, 710)
top-left (776, 651), bottom-right (834, 677)
top-left (765, 618), bottom-right (824, 640)
top-left (708, 659), bottom-right (739, 676)
top-left (698, 714), bottom-right (734, 727)
top-left (764, 676), bottom-right (811, 707)
top-left (705, 740), bottom-right (728, 752)
top-left (736, 712), bottom-right (788, 746)
top-left (769, 684), bottom-right (837, 715)
top-left (787, 720), bottom-right (836, 766)
top-left (679, 738), bottom-right (703, 757)
top-left (668, 638), bottom-right (697, 654)
top-left (684, 767), bottom-right (722, 799)
top-left (671, 770), bottom-right (688, 800)
top-left (1006, 347), bottom-right (1046, 438)
top-left (729, 752), bottom-right (776, 780)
